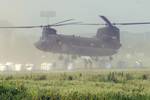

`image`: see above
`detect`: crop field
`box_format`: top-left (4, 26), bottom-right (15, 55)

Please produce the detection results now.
top-left (0, 69), bottom-right (150, 100)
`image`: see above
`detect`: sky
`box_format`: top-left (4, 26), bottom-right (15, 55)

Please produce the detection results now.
top-left (0, 0), bottom-right (150, 35)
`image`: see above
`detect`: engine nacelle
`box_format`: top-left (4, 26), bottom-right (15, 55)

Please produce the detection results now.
top-left (96, 26), bottom-right (120, 42)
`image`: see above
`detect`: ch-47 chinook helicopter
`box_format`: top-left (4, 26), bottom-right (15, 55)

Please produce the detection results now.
top-left (1, 15), bottom-right (150, 60)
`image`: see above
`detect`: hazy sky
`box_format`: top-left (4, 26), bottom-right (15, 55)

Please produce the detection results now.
top-left (0, 0), bottom-right (150, 34)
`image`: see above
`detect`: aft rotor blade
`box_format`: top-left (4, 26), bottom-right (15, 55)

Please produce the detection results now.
top-left (0, 25), bottom-right (43, 29)
top-left (76, 22), bottom-right (150, 26)
top-left (113, 22), bottom-right (150, 25)
top-left (99, 16), bottom-right (113, 27)
top-left (51, 19), bottom-right (75, 25)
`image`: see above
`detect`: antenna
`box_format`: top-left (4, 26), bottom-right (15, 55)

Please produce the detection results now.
top-left (40, 11), bottom-right (56, 25)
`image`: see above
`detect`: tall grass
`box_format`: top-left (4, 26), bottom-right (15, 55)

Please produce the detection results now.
top-left (0, 70), bottom-right (150, 100)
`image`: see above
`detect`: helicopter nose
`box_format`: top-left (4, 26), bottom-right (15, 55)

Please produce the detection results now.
top-left (34, 40), bottom-right (49, 52)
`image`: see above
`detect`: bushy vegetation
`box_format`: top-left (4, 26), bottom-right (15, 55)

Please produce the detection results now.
top-left (0, 70), bottom-right (150, 100)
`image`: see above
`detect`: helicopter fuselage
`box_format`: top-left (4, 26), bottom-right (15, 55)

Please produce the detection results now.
top-left (34, 33), bottom-right (121, 57)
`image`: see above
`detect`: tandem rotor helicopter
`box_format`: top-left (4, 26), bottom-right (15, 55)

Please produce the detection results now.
top-left (0, 15), bottom-right (150, 60)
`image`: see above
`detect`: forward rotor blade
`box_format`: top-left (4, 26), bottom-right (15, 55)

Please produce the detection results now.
top-left (0, 25), bottom-right (43, 29)
top-left (113, 22), bottom-right (150, 25)
top-left (76, 23), bottom-right (106, 26)
top-left (53, 22), bottom-right (82, 26)
top-left (51, 19), bottom-right (75, 26)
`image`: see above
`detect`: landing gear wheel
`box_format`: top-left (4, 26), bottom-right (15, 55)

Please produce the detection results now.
top-left (71, 55), bottom-right (77, 60)
top-left (109, 56), bottom-right (113, 61)
top-left (58, 55), bottom-right (64, 60)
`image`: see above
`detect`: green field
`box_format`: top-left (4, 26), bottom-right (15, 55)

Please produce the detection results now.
top-left (0, 70), bottom-right (150, 100)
